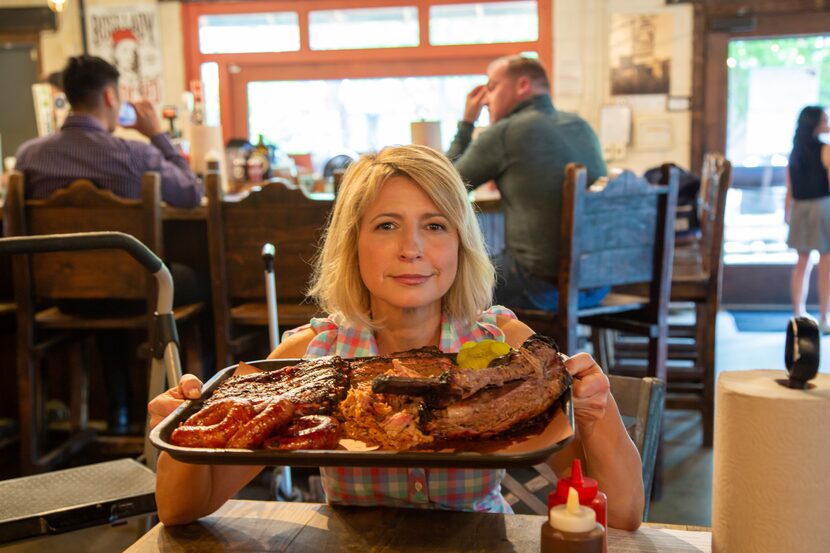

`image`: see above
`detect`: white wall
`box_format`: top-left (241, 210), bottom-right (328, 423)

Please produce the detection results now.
top-left (553, 0), bottom-right (694, 174)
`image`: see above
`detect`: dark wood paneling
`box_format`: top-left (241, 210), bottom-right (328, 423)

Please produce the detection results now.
top-left (722, 263), bottom-right (819, 307)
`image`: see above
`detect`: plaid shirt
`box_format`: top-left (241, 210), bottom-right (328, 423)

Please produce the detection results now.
top-left (285, 305), bottom-right (517, 513)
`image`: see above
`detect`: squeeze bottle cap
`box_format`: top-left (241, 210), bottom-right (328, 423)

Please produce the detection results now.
top-left (549, 487), bottom-right (597, 533)
top-left (556, 459), bottom-right (598, 501)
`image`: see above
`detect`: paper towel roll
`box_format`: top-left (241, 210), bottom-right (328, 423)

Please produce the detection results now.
top-left (189, 124), bottom-right (225, 176)
top-left (410, 120), bottom-right (442, 150)
top-left (712, 370), bottom-right (830, 553)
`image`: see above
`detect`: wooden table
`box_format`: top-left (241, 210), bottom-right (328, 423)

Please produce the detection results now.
top-left (126, 500), bottom-right (711, 553)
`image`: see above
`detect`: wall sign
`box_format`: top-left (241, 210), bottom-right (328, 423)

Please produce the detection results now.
top-left (85, 4), bottom-right (164, 106)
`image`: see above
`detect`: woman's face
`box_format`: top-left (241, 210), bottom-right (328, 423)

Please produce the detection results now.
top-left (818, 112), bottom-right (830, 135)
top-left (357, 175), bottom-right (459, 316)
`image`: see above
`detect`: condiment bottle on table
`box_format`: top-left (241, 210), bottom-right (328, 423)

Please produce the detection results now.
top-left (541, 487), bottom-right (605, 553)
top-left (549, 460), bottom-right (607, 552)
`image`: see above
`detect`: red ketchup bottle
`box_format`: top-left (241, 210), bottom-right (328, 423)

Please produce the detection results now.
top-left (549, 459), bottom-right (608, 552)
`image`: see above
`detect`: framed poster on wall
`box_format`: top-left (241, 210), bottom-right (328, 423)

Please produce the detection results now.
top-left (610, 13), bottom-right (673, 95)
top-left (85, 4), bottom-right (164, 106)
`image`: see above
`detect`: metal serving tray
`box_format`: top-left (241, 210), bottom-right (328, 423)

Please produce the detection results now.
top-left (150, 359), bottom-right (574, 469)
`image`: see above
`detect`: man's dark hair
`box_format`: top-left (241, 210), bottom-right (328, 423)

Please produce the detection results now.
top-left (61, 55), bottom-right (120, 109)
top-left (503, 56), bottom-right (550, 91)
top-left (44, 70), bottom-right (63, 91)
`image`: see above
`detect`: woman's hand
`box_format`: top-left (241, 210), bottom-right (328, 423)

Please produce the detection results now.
top-left (148, 373), bottom-right (204, 429)
top-left (564, 353), bottom-right (610, 431)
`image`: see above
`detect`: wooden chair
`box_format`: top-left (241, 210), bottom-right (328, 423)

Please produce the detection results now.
top-left (206, 170), bottom-right (331, 370)
top-left (3, 171), bottom-right (204, 473)
top-left (510, 164), bottom-right (679, 383)
top-left (501, 375), bottom-right (665, 521)
top-left (611, 154), bottom-right (732, 446)
top-left (609, 375), bottom-right (665, 521)
top-left (0, 302), bottom-right (16, 451)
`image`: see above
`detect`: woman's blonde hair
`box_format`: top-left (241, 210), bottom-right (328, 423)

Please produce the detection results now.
top-left (308, 144), bottom-right (495, 329)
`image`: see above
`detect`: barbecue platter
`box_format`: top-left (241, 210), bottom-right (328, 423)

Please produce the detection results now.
top-left (151, 335), bottom-right (575, 468)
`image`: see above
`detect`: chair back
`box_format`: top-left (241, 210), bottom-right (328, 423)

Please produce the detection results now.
top-left (4, 171), bottom-right (161, 304)
top-left (557, 164), bottom-right (679, 352)
top-left (562, 166), bottom-right (678, 288)
top-left (206, 171), bottom-right (332, 305)
top-left (698, 153), bottom-right (732, 279)
top-left (609, 374), bottom-right (665, 521)
top-left (206, 171), bottom-right (331, 368)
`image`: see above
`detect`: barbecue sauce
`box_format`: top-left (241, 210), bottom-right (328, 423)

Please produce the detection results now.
top-left (541, 487), bottom-right (605, 553)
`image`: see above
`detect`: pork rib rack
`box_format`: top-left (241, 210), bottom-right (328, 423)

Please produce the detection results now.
top-left (205, 356), bottom-right (350, 416)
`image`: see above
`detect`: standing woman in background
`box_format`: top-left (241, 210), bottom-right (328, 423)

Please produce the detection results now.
top-left (786, 105), bottom-right (830, 331)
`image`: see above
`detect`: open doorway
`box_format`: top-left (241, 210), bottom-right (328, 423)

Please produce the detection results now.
top-left (699, 10), bottom-right (830, 307)
top-left (724, 35), bottom-right (830, 266)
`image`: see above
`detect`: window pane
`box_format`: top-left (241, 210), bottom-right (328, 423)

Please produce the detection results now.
top-left (430, 1), bottom-right (538, 46)
top-left (198, 13), bottom-right (300, 54)
top-left (309, 7), bottom-right (419, 50)
top-left (248, 75), bottom-right (487, 170)
top-left (200, 62), bottom-right (220, 127)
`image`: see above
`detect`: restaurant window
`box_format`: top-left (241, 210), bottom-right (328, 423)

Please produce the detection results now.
top-left (429, 1), bottom-right (538, 46)
top-left (724, 35), bottom-right (830, 265)
top-left (182, 1), bottom-right (552, 168)
top-left (248, 75), bottom-right (488, 164)
top-left (200, 62), bottom-right (221, 127)
top-left (309, 7), bottom-right (420, 51)
top-left (198, 12), bottom-right (300, 54)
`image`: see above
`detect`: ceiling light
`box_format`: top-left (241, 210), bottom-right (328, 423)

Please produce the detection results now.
top-left (48, 0), bottom-right (66, 13)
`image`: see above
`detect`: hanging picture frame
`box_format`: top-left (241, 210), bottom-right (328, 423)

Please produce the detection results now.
top-left (85, 4), bottom-right (164, 107)
top-left (610, 13), bottom-right (673, 96)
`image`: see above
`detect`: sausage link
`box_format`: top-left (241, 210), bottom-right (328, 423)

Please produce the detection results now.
top-left (171, 400), bottom-right (255, 448)
top-left (264, 415), bottom-right (340, 450)
top-left (226, 399), bottom-right (295, 449)
top-left (181, 398), bottom-right (238, 426)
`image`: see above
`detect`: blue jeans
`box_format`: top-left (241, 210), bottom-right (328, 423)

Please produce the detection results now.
top-left (493, 252), bottom-right (608, 312)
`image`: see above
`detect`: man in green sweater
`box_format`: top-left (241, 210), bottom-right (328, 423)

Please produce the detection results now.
top-left (447, 55), bottom-right (608, 311)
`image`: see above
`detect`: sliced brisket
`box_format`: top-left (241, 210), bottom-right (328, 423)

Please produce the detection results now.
top-left (424, 336), bottom-right (570, 439)
top-left (369, 334), bottom-right (570, 440)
